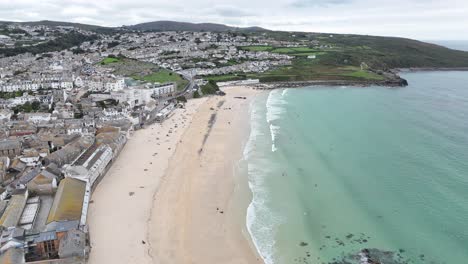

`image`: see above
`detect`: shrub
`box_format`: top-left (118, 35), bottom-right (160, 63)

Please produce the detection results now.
top-left (176, 95), bottom-right (187, 103)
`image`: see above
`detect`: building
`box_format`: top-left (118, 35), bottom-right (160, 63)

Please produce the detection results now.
top-left (18, 196), bottom-right (40, 230)
top-left (29, 231), bottom-right (59, 260)
top-left (95, 127), bottom-right (127, 157)
top-left (64, 144), bottom-right (113, 188)
top-left (0, 228), bottom-right (25, 255)
top-left (58, 229), bottom-right (87, 259)
top-left (42, 135), bottom-right (94, 167)
top-left (23, 113), bottom-right (52, 124)
top-left (26, 166), bottom-right (60, 195)
top-left (0, 109), bottom-right (13, 122)
top-left (46, 178), bottom-right (87, 225)
top-left (0, 189), bottom-right (28, 229)
top-left (0, 139), bottom-right (21, 158)
top-left (0, 156), bottom-right (9, 183)
top-left (148, 83), bottom-right (176, 98)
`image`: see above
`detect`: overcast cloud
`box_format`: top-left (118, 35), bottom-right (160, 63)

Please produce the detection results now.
top-left (1, 0), bottom-right (467, 40)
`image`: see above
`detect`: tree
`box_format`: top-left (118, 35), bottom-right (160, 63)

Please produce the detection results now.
top-left (201, 80), bottom-right (220, 95)
top-left (107, 41), bottom-right (120, 49)
top-left (176, 95), bottom-right (187, 103)
top-left (31, 101), bottom-right (41, 111)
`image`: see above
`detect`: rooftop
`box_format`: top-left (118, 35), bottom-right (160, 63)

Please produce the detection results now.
top-left (46, 178), bottom-right (86, 224)
top-left (0, 139), bottom-right (20, 151)
top-left (0, 190), bottom-right (28, 228)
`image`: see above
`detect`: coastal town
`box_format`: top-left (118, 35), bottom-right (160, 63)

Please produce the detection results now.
top-left (0, 21), bottom-right (315, 263)
top-left (0, 18), bottom-right (463, 263)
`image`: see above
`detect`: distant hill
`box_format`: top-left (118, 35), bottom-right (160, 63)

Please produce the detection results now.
top-left (125, 21), bottom-right (268, 32)
top-left (0, 20), bottom-right (267, 33)
top-left (0, 20), bottom-right (116, 34)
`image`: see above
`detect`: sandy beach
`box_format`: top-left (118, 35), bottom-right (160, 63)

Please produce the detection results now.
top-left (87, 98), bottom-right (207, 264)
top-left (149, 86), bottom-right (262, 264)
top-left (87, 86), bottom-right (262, 264)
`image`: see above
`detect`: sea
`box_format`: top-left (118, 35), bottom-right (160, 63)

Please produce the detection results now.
top-left (428, 40), bottom-right (468, 52)
top-left (241, 71), bottom-right (468, 264)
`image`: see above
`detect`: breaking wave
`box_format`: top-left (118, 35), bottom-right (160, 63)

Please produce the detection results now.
top-left (244, 91), bottom-right (286, 264)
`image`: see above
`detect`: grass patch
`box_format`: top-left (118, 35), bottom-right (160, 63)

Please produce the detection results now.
top-left (134, 70), bottom-right (180, 83)
top-left (271, 47), bottom-right (316, 54)
top-left (289, 52), bottom-right (326, 57)
top-left (244, 57), bottom-right (388, 82)
top-left (132, 69), bottom-right (188, 91)
top-left (205, 74), bottom-right (247, 82)
top-left (240, 46), bottom-right (323, 58)
top-left (342, 70), bottom-right (385, 80)
top-left (239, 45), bottom-right (273, 51)
top-left (100, 57), bottom-right (120, 65)
top-left (201, 80), bottom-right (220, 95)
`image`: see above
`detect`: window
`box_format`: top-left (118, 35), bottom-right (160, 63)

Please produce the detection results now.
top-left (43, 240), bottom-right (56, 254)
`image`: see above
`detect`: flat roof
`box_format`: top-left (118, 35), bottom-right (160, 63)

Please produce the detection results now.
top-left (46, 178), bottom-right (86, 224)
top-left (0, 192), bottom-right (27, 228)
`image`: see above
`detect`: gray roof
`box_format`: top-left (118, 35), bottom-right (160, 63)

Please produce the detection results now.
top-left (0, 139), bottom-right (20, 151)
top-left (34, 231), bottom-right (57, 243)
top-left (45, 220), bottom-right (80, 233)
top-left (14, 167), bottom-right (41, 186)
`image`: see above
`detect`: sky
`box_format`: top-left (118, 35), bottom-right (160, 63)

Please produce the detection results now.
top-left (1, 0), bottom-right (468, 40)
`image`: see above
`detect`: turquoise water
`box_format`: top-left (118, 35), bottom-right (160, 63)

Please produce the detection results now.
top-left (243, 71), bottom-right (468, 264)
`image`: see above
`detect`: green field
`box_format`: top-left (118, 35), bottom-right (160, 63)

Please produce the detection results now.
top-left (240, 45), bottom-right (273, 51)
top-left (289, 52), bottom-right (326, 57)
top-left (206, 74), bottom-right (247, 82)
top-left (341, 69), bottom-right (385, 80)
top-left (240, 45), bottom-right (320, 57)
top-left (204, 58), bottom-right (387, 83)
top-left (132, 69), bottom-right (188, 91)
top-left (100, 57), bottom-right (121, 65)
top-left (99, 57), bottom-right (188, 90)
top-left (271, 47), bottom-right (317, 54)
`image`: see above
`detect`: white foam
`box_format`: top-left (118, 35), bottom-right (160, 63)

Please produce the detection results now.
top-left (269, 124), bottom-right (280, 152)
top-left (246, 159), bottom-right (283, 264)
top-left (243, 93), bottom-right (284, 264)
top-left (265, 89), bottom-right (287, 153)
top-left (266, 89), bottom-right (286, 123)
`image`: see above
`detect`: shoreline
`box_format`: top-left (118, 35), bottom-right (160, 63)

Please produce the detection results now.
top-left (149, 86), bottom-right (264, 264)
top-left (220, 67), bottom-right (468, 90)
top-left (396, 67), bottom-right (468, 72)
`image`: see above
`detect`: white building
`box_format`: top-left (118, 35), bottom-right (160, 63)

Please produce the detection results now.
top-left (86, 77), bottom-right (125, 92)
top-left (24, 113), bottom-right (52, 123)
top-left (64, 144), bottom-right (113, 188)
top-left (149, 83), bottom-right (176, 98)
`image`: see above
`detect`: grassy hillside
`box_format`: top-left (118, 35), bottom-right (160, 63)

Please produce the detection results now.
top-left (258, 31), bottom-right (468, 70)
